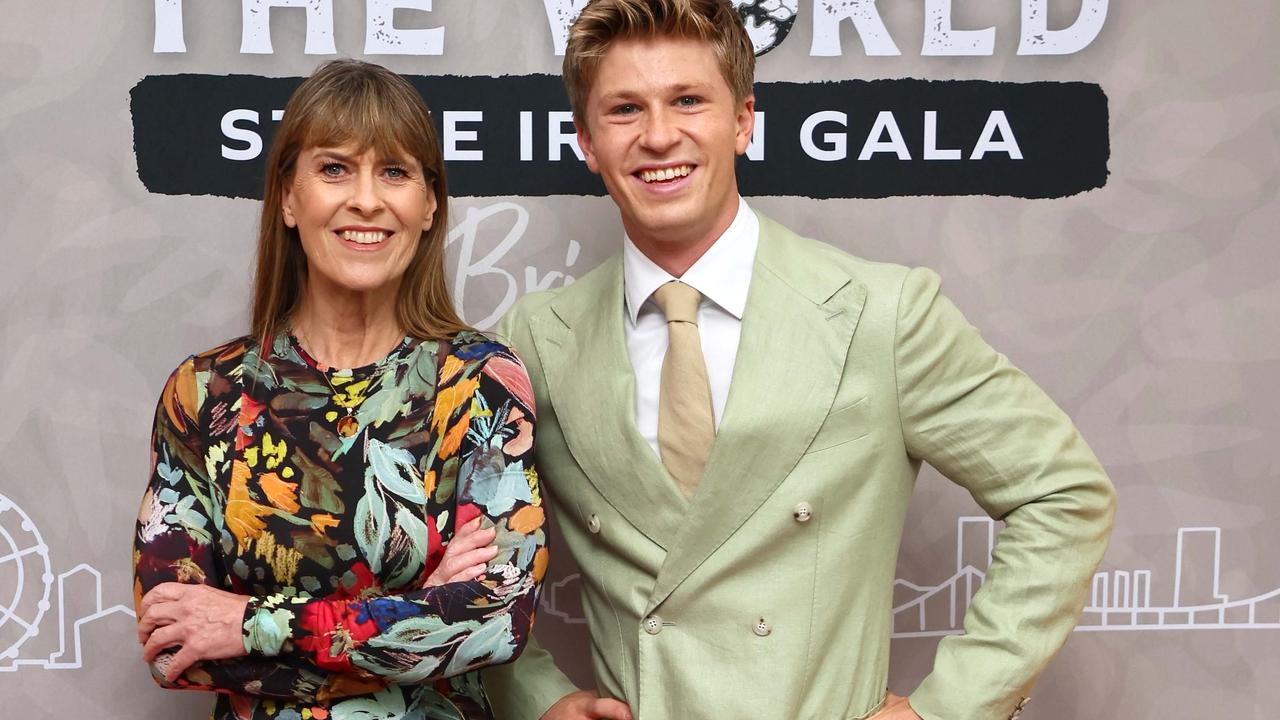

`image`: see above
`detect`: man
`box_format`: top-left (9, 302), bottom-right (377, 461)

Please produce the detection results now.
top-left (484, 1), bottom-right (1116, 718)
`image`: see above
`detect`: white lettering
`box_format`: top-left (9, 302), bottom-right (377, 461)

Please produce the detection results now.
top-left (859, 111), bottom-right (911, 160)
top-left (541, 0), bottom-right (590, 56)
top-left (240, 0), bottom-right (336, 55)
top-left (519, 111), bottom-right (534, 161)
top-left (365, 0), bottom-right (444, 55)
top-left (923, 111), bottom-right (961, 160)
top-left (922, 0), bottom-right (996, 56)
top-left (970, 110), bottom-right (1023, 159)
top-left (810, 0), bottom-right (901, 57)
top-left (446, 203), bottom-right (577, 328)
top-left (548, 111), bottom-right (584, 161)
top-left (221, 109), bottom-right (263, 161)
top-left (154, 0), bottom-right (186, 53)
top-left (745, 111), bottom-right (765, 161)
top-left (1018, 0), bottom-right (1108, 55)
top-left (443, 111), bottom-right (484, 161)
top-left (801, 111), bottom-right (848, 161)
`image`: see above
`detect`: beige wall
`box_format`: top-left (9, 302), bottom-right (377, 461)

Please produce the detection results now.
top-left (1, 1), bottom-right (1277, 717)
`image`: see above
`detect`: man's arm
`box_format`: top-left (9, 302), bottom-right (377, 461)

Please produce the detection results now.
top-left (894, 268), bottom-right (1117, 720)
top-left (484, 302), bottom-right (631, 720)
top-left (483, 634), bottom-right (580, 720)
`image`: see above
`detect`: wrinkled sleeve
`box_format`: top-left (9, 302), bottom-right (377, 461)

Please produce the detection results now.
top-left (894, 268), bottom-right (1117, 720)
top-left (240, 350), bottom-right (548, 684)
top-left (483, 304), bottom-right (581, 719)
top-left (134, 359), bottom-right (345, 701)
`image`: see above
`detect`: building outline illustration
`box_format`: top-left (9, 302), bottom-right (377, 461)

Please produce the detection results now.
top-left (0, 494), bottom-right (135, 672)
top-left (890, 517), bottom-right (1280, 637)
top-left (2, 490), bottom-right (1276, 673)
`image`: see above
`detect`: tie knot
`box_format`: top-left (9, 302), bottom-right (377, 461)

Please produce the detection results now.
top-left (653, 281), bottom-right (701, 324)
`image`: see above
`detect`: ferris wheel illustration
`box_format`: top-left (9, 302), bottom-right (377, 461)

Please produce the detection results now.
top-left (0, 493), bottom-right (53, 663)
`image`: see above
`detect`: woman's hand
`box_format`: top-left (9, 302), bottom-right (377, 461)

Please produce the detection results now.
top-left (137, 583), bottom-right (250, 681)
top-left (423, 517), bottom-right (498, 587)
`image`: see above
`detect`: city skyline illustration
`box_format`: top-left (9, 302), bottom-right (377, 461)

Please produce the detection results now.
top-left (3, 492), bottom-right (1276, 673)
top-left (891, 517), bottom-right (1280, 637)
top-left (0, 493), bottom-right (135, 672)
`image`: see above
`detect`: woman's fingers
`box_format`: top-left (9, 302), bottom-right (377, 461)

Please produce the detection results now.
top-left (165, 646), bottom-right (200, 682)
top-left (423, 518), bottom-right (500, 587)
top-left (137, 600), bottom-right (179, 643)
top-left (446, 562), bottom-right (491, 583)
top-left (447, 546), bottom-right (498, 574)
top-left (451, 519), bottom-right (497, 552)
top-left (143, 623), bottom-right (183, 662)
top-left (138, 581), bottom-right (186, 619)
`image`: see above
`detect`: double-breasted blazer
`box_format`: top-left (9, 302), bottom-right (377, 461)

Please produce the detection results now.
top-left (483, 213), bottom-right (1115, 720)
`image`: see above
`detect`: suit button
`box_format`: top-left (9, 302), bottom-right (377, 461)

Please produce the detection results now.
top-left (753, 617), bottom-right (771, 637)
top-left (587, 514), bottom-right (601, 534)
top-left (793, 502), bottom-right (813, 523)
top-left (643, 615), bottom-right (662, 635)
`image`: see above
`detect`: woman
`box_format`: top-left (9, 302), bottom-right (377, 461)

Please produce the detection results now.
top-left (132, 59), bottom-right (546, 720)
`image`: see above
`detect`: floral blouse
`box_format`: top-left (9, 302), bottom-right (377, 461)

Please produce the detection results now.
top-left (133, 331), bottom-right (547, 720)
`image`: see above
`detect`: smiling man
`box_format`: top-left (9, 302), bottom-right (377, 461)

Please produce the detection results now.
top-left (483, 2), bottom-right (1116, 719)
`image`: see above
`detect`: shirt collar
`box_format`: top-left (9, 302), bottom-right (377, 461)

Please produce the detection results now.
top-left (623, 197), bottom-right (759, 325)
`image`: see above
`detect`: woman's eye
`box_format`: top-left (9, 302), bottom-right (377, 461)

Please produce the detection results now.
top-left (385, 166), bottom-right (408, 179)
top-left (321, 163), bottom-right (344, 177)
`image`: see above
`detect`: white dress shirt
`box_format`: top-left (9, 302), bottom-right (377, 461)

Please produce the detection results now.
top-left (623, 197), bottom-right (760, 459)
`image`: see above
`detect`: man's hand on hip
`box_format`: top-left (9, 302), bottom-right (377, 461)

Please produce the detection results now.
top-left (540, 690), bottom-right (632, 720)
top-left (869, 692), bottom-right (923, 720)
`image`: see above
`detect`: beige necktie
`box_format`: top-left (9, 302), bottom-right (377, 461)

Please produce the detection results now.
top-left (653, 281), bottom-right (716, 499)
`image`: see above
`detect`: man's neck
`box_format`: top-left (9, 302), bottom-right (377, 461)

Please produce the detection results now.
top-left (626, 197), bottom-right (741, 278)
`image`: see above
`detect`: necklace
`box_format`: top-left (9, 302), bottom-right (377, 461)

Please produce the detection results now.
top-left (318, 368), bottom-right (362, 439)
top-left (291, 328), bottom-right (396, 440)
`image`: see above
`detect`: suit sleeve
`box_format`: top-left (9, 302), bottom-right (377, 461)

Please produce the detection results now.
top-left (482, 302), bottom-right (582, 720)
top-left (894, 268), bottom-right (1117, 720)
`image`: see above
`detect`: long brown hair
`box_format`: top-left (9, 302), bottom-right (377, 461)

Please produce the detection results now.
top-left (251, 59), bottom-right (470, 351)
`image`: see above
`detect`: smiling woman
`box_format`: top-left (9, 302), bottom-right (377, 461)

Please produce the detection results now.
top-left (131, 60), bottom-right (546, 720)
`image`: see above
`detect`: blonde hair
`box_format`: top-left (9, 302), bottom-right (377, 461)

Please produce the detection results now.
top-left (251, 59), bottom-right (469, 350)
top-left (563, 0), bottom-right (755, 119)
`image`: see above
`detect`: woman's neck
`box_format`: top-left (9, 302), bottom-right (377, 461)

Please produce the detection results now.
top-left (290, 282), bottom-right (404, 369)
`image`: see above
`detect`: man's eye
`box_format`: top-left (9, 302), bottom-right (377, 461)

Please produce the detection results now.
top-left (614, 104), bottom-right (638, 115)
top-left (677, 96), bottom-right (700, 107)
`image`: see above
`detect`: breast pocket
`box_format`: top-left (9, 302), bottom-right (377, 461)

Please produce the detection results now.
top-left (804, 396), bottom-right (870, 455)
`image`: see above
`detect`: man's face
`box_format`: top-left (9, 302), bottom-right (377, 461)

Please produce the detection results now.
top-left (577, 35), bottom-right (754, 253)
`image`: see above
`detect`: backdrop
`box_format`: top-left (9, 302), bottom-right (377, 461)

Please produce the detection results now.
top-left (1, 1), bottom-right (1277, 718)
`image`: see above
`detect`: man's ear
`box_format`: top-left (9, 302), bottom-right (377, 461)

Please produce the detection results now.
top-left (576, 116), bottom-right (600, 174)
top-left (734, 94), bottom-right (756, 156)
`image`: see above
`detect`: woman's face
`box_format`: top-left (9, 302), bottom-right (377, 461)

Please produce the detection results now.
top-left (282, 142), bottom-right (437, 298)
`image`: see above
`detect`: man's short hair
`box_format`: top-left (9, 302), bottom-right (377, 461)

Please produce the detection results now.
top-left (563, 0), bottom-right (756, 119)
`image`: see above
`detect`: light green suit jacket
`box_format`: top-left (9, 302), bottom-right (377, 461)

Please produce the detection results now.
top-left (483, 214), bottom-right (1115, 720)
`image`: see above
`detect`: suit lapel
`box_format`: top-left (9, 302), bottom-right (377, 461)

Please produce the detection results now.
top-left (532, 255), bottom-right (686, 550)
top-left (646, 215), bottom-right (867, 612)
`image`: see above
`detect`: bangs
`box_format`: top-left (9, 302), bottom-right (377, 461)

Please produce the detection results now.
top-left (291, 71), bottom-right (438, 174)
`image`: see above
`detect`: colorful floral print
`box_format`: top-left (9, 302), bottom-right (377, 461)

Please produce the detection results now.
top-left (133, 331), bottom-right (547, 719)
